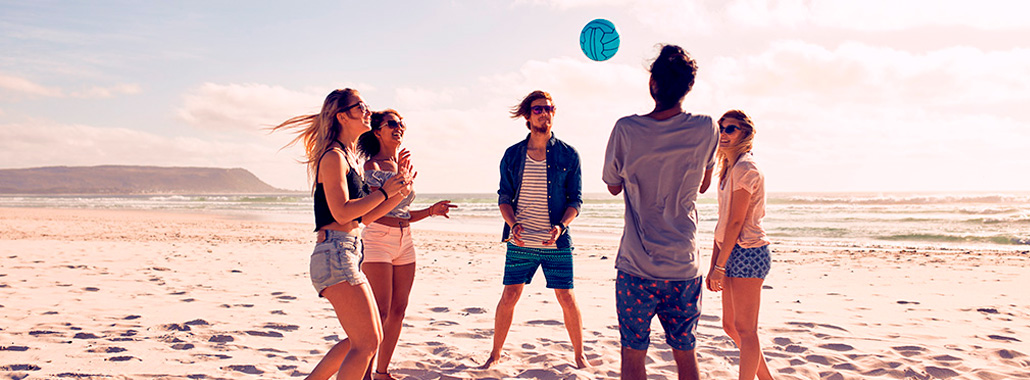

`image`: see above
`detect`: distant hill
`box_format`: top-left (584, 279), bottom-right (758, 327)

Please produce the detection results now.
top-left (0, 166), bottom-right (285, 195)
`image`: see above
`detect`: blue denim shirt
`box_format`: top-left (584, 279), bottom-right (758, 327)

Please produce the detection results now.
top-left (498, 133), bottom-right (583, 249)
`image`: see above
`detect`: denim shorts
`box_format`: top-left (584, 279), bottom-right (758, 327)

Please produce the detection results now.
top-left (502, 243), bottom-right (574, 289)
top-left (310, 229), bottom-right (366, 297)
top-left (616, 271), bottom-right (702, 351)
top-left (726, 244), bottom-right (771, 279)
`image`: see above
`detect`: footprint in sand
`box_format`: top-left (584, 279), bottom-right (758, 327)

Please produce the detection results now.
top-left (772, 337), bottom-right (793, 346)
top-left (988, 335), bottom-right (1021, 342)
top-left (171, 343), bottom-right (195, 350)
top-left (107, 356), bottom-right (138, 362)
top-left (462, 307), bottom-right (488, 314)
top-left (123, 315), bottom-right (141, 320)
top-left (925, 366), bottom-right (960, 378)
top-left (527, 319), bottom-right (563, 326)
top-left (185, 319), bottom-right (209, 326)
top-left (225, 365), bottom-right (263, 375)
top-left (87, 347), bottom-right (127, 353)
top-left (0, 364), bottom-right (41, 371)
top-left (209, 335), bottom-right (234, 343)
top-left (819, 343), bottom-right (854, 352)
top-left (785, 345), bottom-right (807, 353)
top-left (1, 346), bottom-right (29, 351)
top-left (162, 323), bottom-right (191, 332)
top-left (245, 331), bottom-right (284, 338)
top-left (430, 307), bottom-right (449, 313)
top-left (73, 332), bottom-right (100, 339)
top-left (263, 323), bottom-right (299, 332)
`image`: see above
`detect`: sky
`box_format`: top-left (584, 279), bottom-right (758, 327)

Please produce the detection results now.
top-left (1, 0), bottom-right (1029, 194)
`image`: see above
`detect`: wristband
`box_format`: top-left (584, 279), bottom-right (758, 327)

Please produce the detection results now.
top-left (714, 264), bottom-right (725, 272)
top-left (556, 222), bottom-right (567, 235)
top-left (378, 187), bottom-right (389, 200)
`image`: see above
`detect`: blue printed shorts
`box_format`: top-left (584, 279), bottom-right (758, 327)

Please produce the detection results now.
top-left (616, 270), bottom-right (702, 351)
top-left (502, 243), bottom-right (574, 289)
top-left (726, 244), bottom-right (771, 279)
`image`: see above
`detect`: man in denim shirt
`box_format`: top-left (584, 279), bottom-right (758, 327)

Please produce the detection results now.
top-left (484, 90), bottom-right (587, 369)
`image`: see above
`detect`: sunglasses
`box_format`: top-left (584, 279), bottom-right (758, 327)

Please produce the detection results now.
top-left (719, 125), bottom-right (740, 134)
top-left (531, 105), bottom-right (555, 115)
top-left (381, 120), bottom-right (405, 129)
top-left (340, 101), bottom-right (369, 113)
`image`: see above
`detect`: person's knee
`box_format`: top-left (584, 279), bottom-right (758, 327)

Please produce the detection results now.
top-left (389, 300), bottom-right (409, 320)
top-left (721, 320), bottom-right (737, 336)
top-left (732, 319), bottom-right (758, 337)
top-left (350, 336), bottom-right (381, 359)
top-left (498, 288), bottom-right (522, 307)
top-left (554, 289), bottom-right (577, 307)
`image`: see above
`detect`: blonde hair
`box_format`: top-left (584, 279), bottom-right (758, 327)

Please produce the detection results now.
top-left (717, 110), bottom-right (756, 185)
top-left (271, 88), bottom-right (358, 189)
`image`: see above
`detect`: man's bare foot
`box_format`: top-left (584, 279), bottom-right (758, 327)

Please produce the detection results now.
top-left (480, 353), bottom-right (504, 369)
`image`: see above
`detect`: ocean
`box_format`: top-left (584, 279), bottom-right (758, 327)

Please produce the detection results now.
top-left (2, 192), bottom-right (1029, 250)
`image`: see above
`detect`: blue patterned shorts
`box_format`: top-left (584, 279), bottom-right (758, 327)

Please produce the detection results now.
top-left (616, 271), bottom-right (701, 351)
top-left (726, 244), bottom-right (771, 279)
top-left (502, 243), bottom-right (574, 289)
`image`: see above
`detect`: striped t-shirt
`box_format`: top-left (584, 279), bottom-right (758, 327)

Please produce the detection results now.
top-left (515, 153), bottom-right (554, 249)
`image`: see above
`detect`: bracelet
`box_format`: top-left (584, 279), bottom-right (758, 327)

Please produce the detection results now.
top-left (713, 264), bottom-right (725, 272)
top-left (378, 187), bottom-right (389, 200)
top-left (556, 222), bottom-right (567, 235)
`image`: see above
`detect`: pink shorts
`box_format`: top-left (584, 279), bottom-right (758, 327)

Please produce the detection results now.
top-left (361, 222), bottom-right (416, 265)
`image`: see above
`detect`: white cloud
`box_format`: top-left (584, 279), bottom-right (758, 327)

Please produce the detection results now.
top-left (0, 71), bottom-right (141, 99)
top-left (176, 83), bottom-right (330, 133)
top-left (696, 41), bottom-right (1030, 191)
top-left (0, 72), bottom-right (64, 97)
top-left (520, 0), bottom-right (1030, 33)
top-left (71, 83), bottom-right (142, 99)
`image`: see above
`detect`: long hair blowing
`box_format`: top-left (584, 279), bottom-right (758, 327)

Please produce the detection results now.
top-left (270, 88), bottom-right (357, 188)
top-left (717, 109), bottom-right (756, 185)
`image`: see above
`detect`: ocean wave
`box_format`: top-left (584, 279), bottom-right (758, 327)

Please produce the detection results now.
top-left (780, 193), bottom-right (1030, 205)
top-left (878, 233), bottom-right (1030, 245)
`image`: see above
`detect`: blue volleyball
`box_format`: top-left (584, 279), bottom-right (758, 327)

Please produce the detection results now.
top-left (579, 19), bottom-right (620, 61)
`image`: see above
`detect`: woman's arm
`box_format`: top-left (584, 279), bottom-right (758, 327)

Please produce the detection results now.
top-left (707, 188), bottom-right (752, 291)
top-left (321, 151), bottom-right (392, 224)
top-left (714, 188), bottom-right (752, 267)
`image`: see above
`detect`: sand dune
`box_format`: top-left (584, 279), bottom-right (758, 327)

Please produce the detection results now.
top-left (1, 208), bottom-right (1028, 379)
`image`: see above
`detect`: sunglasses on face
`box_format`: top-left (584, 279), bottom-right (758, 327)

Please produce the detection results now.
top-left (381, 120), bottom-right (405, 129)
top-left (531, 105), bottom-right (555, 115)
top-left (340, 101), bottom-right (369, 113)
top-left (720, 125), bottom-right (740, 134)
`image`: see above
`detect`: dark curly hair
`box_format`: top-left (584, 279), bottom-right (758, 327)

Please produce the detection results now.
top-left (649, 44), bottom-right (698, 111)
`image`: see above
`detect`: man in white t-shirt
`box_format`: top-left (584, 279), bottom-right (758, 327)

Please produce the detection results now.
top-left (602, 45), bottom-right (718, 380)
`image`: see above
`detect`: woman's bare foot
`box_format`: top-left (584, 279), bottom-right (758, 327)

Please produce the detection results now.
top-left (479, 352), bottom-right (505, 369)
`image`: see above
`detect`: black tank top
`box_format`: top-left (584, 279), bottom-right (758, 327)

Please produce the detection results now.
top-left (313, 146), bottom-right (369, 231)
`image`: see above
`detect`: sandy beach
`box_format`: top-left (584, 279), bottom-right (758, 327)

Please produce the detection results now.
top-left (1, 207), bottom-right (1028, 379)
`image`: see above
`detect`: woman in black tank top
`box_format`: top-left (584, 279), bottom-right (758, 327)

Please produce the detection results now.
top-left (272, 89), bottom-right (413, 380)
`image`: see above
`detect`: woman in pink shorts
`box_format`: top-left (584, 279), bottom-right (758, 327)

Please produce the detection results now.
top-left (357, 109), bottom-right (456, 380)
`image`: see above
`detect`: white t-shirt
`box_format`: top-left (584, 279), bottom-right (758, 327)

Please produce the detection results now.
top-left (602, 112), bottom-right (719, 281)
top-left (714, 153), bottom-right (770, 248)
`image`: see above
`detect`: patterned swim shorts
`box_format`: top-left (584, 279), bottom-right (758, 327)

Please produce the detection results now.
top-left (616, 271), bottom-right (701, 351)
top-left (726, 244), bottom-right (771, 279)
